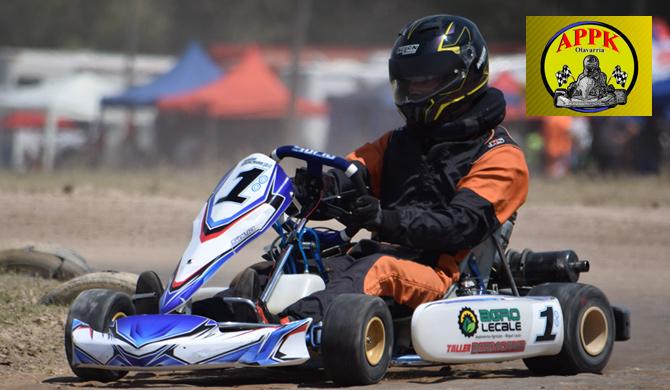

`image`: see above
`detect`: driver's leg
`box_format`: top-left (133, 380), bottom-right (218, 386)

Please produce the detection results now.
top-left (277, 254), bottom-right (359, 322)
top-left (191, 262), bottom-right (274, 322)
top-left (279, 252), bottom-right (456, 323)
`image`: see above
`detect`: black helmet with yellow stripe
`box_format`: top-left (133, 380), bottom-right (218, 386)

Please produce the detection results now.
top-left (389, 15), bottom-right (489, 129)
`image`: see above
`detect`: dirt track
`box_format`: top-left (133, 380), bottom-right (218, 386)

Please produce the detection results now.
top-left (0, 186), bottom-right (669, 389)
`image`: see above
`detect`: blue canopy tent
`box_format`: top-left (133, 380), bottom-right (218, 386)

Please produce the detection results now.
top-left (653, 78), bottom-right (670, 100)
top-left (102, 41), bottom-right (222, 107)
top-left (653, 78), bottom-right (670, 118)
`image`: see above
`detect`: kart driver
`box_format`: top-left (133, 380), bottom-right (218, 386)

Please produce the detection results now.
top-left (278, 14), bottom-right (529, 323)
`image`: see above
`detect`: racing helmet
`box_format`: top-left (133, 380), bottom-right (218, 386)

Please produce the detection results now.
top-left (389, 15), bottom-right (490, 127)
top-left (583, 55), bottom-right (600, 74)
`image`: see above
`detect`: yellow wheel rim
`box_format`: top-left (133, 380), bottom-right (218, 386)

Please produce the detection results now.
top-left (111, 312), bottom-right (127, 322)
top-left (364, 316), bottom-right (385, 366)
top-left (580, 306), bottom-right (608, 356)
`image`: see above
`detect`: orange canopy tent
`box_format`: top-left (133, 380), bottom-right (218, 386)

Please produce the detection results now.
top-left (158, 47), bottom-right (326, 119)
top-left (490, 71), bottom-right (525, 121)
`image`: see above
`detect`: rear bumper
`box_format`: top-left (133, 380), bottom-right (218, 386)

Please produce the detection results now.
top-left (612, 305), bottom-right (631, 342)
top-left (71, 314), bottom-right (312, 370)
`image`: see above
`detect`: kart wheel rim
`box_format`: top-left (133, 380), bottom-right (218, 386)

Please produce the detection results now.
top-left (364, 316), bottom-right (385, 366)
top-left (580, 306), bottom-right (608, 356)
top-left (111, 312), bottom-right (127, 321)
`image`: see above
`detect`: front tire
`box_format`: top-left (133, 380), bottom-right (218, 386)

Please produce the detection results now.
top-left (65, 289), bottom-right (135, 382)
top-left (321, 294), bottom-right (393, 385)
top-left (524, 283), bottom-right (615, 375)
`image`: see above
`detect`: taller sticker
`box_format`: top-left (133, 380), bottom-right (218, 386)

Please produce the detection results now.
top-left (526, 16), bottom-right (651, 116)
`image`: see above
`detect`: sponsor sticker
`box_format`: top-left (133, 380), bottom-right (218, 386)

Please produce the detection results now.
top-left (290, 146), bottom-right (337, 160)
top-left (526, 16), bottom-right (651, 116)
top-left (396, 44), bottom-right (420, 55)
top-left (471, 340), bottom-right (526, 354)
top-left (459, 306), bottom-right (525, 341)
top-left (251, 175), bottom-right (269, 192)
top-left (479, 308), bottom-right (523, 333)
top-left (458, 307), bottom-right (479, 338)
top-left (241, 157), bottom-right (272, 168)
top-left (487, 137), bottom-right (505, 149)
top-left (447, 344), bottom-right (471, 353)
top-left (231, 226), bottom-right (256, 246)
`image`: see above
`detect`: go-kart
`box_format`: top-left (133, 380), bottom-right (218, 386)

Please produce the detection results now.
top-left (64, 146), bottom-right (630, 385)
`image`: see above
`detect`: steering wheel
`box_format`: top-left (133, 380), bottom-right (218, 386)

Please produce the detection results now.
top-left (271, 145), bottom-right (367, 194)
top-left (270, 145), bottom-right (368, 237)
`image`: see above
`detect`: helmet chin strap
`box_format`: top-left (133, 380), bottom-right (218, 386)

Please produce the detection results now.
top-left (406, 87), bottom-right (507, 142)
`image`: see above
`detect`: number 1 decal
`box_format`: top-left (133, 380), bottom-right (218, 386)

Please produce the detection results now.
top-left (536, 306), bottom-right (557, 342)
top-left (217, 168), bottom-right (264, 204)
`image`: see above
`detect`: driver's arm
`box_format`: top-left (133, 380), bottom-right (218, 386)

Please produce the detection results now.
top-left (342, 132), bottom-right (393, 197)
top-left (314, 131), bottom-right (391, 200)
top-left (378, 144), bottom-right (528, 253)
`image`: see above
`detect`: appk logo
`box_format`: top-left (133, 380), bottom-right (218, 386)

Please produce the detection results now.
top-left (543, 21), bottom-right (635, 113)
top-left (526, 16), bottom-right (651, 116)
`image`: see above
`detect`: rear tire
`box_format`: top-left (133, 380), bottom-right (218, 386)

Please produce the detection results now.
top-left (321, 294), bottom-right (393, 385)
top-left (65, 289), bottom-right (135, 382)
top-left (229, 261), bottom-right (273, 299)
top-left (524, 283), bottom-right (615, 375)
top-left (134, 271), bottom-right (163, 314)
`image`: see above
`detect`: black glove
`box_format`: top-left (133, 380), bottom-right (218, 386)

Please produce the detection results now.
top-left (293, 168), bottom-right (343, 220)
top-left (340, 195), bottom-right (384, 231)
top-left (292, 168), bottom-right (321, 205)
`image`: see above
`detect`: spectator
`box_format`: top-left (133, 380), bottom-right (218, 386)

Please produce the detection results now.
top-left (569, 117), bottom-right (591, 171)
top-left (541, 116), bottom-right (573, 178)
top-left (632, 110), bottom-right (663, 174)
top-left (590, 117), bottom-right (641, 174)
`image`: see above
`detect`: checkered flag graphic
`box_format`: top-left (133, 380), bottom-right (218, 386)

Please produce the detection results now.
top-left (555, 65), bottom-right (572, 87)
top-left (611, 65), bottom-right (628, 87)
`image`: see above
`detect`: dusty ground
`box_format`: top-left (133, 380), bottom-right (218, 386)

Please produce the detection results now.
top-left (0, 171), bottom-right (669, 389)
top-left (0, 274), bottom-right (65, 377)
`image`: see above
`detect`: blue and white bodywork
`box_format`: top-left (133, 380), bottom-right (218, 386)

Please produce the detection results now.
top-left (70, 152), bottom-right (313, 371)
top-left (161, 153), bottom-right (292, 314)
top-left (71, 315), bottom-right (312, 370)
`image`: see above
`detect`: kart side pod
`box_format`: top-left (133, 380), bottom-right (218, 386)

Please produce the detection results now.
top-left (411, 296), bottom-right (564, 363)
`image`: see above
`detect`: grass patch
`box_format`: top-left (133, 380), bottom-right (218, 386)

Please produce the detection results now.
top-left (0, 272), bottom-right (68, 374)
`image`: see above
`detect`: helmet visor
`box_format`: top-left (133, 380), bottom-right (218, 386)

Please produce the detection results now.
top-left (391, 72), bottom-right (465, 105)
